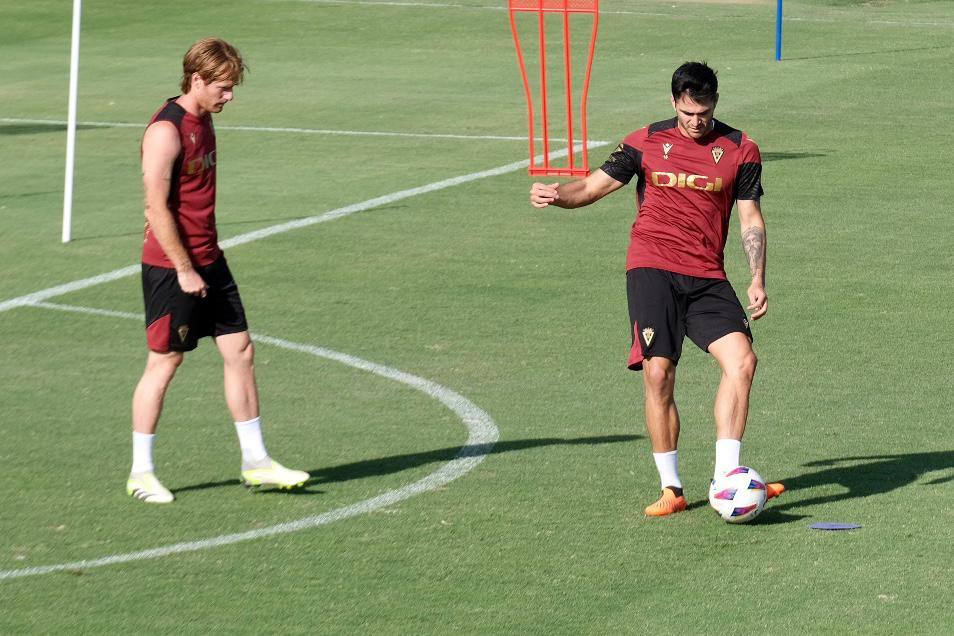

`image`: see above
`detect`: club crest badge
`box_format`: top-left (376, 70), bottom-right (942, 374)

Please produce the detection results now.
top-left (177, 325), bottom-right (190, 342)
top-left (711, 146), bottom-right (724, 164)
top-left (662, 143), bottom-right (673, 160)
top-left (642, 327), bottom-right (655, 346)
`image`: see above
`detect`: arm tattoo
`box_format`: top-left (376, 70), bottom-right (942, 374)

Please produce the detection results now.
top-left (742, 226), bottom-right (765, 278)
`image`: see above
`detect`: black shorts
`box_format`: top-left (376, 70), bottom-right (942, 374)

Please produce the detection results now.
top-left (142, 256), bottom-right (248, 353)
top-left (626, 267), bottom-right (751, 371)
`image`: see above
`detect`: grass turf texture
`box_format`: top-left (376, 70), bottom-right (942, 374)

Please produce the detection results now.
top-left (2, 0), bottom-right (953, 632)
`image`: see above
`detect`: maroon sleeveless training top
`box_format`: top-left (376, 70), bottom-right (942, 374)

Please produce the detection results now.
top-left (142, 98), bottom-right (222, 268)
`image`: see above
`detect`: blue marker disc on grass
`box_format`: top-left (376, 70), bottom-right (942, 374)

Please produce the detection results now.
top-left (810, 522), bottom-right (861, 531)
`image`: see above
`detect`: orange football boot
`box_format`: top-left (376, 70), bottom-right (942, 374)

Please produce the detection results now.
top-left (766, 482), bottom-right (786, 499)
top-left (644, 487), bottom-right (688, 517)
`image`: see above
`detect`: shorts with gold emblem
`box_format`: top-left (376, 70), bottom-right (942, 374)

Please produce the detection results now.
top-left (626, 267), bottom-right (752, 371)
top-left (141, 255), bottom-right (248, 353)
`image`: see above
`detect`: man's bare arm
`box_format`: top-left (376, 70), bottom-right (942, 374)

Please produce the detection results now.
top-left (142, 122), bottom-right (207, 296)
top-left (737, 198), bottom-right (767, 319)
top-left (529, 169), bottom-right (626, 210)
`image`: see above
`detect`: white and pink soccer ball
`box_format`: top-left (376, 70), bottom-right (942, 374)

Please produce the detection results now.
top-left (708, 466), bottom-right (768, 524)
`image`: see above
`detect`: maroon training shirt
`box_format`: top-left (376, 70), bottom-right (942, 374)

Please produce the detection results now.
top-left (600, 118), bottom-right (764, 279)
top-left (141, 98), bottom-right (222, 268)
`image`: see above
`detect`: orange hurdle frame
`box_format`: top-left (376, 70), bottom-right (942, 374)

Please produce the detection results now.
top-left (508, 0), bottom-right (599, 176)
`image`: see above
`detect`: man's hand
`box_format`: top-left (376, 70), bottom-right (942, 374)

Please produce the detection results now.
top-left (530, 182), bottom-right (560, 208)
top-left (177, 268), bottom-right (208, 298)
top-left (747, 281), bottom-right (768, 320)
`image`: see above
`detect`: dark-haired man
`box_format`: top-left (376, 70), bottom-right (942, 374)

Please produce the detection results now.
top-left (529, 61), bottom-right (784, 516)
top-left (129, 38), bottom-right (309, 503)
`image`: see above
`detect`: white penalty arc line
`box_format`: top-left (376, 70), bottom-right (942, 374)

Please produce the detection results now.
top-left (0, 141), bottom-right (608, 316)
top-left (0, 145), bottom-right (604, 578)
top-left (0, 117), bottom-right (566, 143)
top-left (0, 302), bottom-right (500, 581)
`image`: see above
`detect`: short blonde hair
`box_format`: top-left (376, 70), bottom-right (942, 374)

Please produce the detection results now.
top-left (180, 37), bottom-right (247, 94)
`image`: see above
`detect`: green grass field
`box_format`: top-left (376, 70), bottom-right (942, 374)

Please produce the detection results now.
top-left (2, 0), bottom-right (953, 632)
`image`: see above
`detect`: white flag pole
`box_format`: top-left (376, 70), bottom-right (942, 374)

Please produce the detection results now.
top-left (62, 0), bottom-right (82, 243)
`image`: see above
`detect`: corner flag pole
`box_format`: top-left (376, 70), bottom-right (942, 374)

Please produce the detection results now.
top-left (775, 0), bottom-right (783, 61)
top-left (62, 0), bottom-right (82, 243)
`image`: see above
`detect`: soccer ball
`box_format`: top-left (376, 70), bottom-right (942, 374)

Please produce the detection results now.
top-left (708, 466), bottom-right (768, 524)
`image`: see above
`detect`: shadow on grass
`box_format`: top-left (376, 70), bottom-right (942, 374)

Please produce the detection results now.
top-left (712, 451), bottom-right (954, 525)
top-left (0, 190), bottom-right (59, 201)
top-left (784, 45), bottom-right (952, 62)
top-left (761, 151), bottom-right (826, 162)
top-left (0, 123), bottom-right (104, 136)
top-left (171, 433), bottom-right (642, 495)
top-left (68, 229), bottom-right (147, 242)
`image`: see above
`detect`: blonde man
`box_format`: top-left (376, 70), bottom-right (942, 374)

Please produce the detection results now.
top-left (129, 38), bottom-right (308, 503)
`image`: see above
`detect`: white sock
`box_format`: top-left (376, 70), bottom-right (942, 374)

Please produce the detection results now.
top-left (714, 438), bottom-right (742, 479)
top-left (131, 431), bottom-right (155, 474)
top-left (652, 450), bottom-right (682, 491)
top-left (235, 417), bottom-right (268, 464)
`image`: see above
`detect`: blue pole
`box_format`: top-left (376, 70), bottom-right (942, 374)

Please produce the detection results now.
top-left (775, 0), bottom-right (783, 61)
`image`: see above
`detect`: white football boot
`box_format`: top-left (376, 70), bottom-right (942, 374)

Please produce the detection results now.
top-left (127, 472), bottom-right (175, 504)
top-left (241, 458), bottom-right (309, 490)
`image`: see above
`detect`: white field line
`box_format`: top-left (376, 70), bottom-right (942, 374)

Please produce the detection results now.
top-left (0, 302), bottom-right (499, 581)
top-left (0, 117), bottom-right (556, 143)
top-left (0, 265), bottom-right (142, 315)
top-left (786, 16), bottom-right (954, 28)
top-left (27, 302), bottom-right (140, 321)
top-left (274, 0), bottom-right (694, 18)
top-left (0, 141), bottom-right (608, 316)
top-left (276, 0), bottom-right (954, 27)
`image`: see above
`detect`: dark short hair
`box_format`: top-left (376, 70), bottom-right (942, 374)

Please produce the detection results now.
top-left (671, 61), bottom-right (718, 103)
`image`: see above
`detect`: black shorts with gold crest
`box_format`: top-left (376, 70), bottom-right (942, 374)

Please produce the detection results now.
top-left (141, 255), bottom-right (248, 353)
top-left (626, 267), bottom-right (752, 371)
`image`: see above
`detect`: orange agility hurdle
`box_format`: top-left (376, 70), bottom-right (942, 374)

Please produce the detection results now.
top-left (508, 0), bottom-right (599, 176)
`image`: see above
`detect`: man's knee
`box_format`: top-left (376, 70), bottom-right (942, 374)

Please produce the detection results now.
top-left (237, 340), bottom-right (255, 367)
top-left (145, 351), bottom-right (183, 380)
top-left (220, 332), bottom-right (255, 367)
top-left (727, 350), bottom-right (758, 384)
top-left (643, 359), bottom-right (676, 397)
